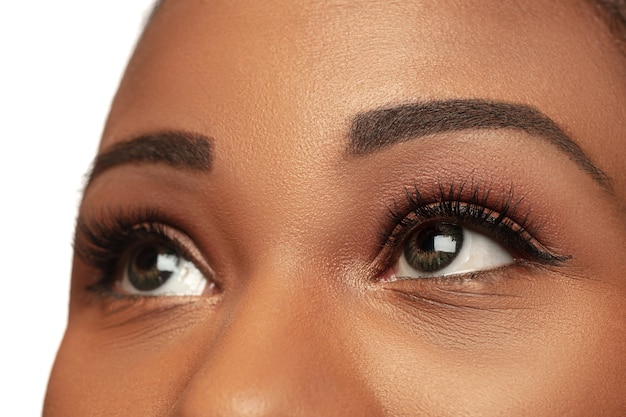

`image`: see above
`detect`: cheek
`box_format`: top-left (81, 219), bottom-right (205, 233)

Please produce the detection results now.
top-left (46, 278), bottom-right (626, 416)
top-left (350, 277), bottom-right (626, 415)
top-left (44, 302), bottom-right (216, 416)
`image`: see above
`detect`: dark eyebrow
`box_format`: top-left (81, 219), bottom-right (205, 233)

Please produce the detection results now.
top-left (86, 131), bottom-right (213, 188)
top-left (348, 99), bottom-right (611, 190)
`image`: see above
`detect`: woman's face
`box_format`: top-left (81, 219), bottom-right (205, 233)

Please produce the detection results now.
top-left (46, 0), bottom-right (626, 415)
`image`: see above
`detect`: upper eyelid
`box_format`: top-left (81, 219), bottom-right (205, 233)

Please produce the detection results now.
top-left (379, 181), bottom-right (521, 245)
top-left (378, 182), bottom-right (569, 266)
top-left (74, 211), bottom-right (217, 289)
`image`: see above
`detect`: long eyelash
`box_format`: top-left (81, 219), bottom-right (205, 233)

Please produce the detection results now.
top-left (74, 208), bottom-right (173, 283)
top-left (382, 179), bottom-right (569, 265)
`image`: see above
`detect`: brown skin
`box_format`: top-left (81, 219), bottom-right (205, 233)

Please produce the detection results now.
top-left (45, 0), bottom-right (626, 416)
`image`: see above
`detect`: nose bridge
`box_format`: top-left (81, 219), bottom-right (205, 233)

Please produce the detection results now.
top-left (172, 268), bottom-right (378, 417)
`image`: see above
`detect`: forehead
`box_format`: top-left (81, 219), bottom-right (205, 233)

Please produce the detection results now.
top-left (102, 0), bottom-right (626, 193)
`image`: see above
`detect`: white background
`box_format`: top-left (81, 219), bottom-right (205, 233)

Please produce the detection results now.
top-left (0, 1), bottom-right (155, 414)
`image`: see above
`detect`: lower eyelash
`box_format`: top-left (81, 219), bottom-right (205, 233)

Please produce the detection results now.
top-left (381, 179), bottom-right (569, 266)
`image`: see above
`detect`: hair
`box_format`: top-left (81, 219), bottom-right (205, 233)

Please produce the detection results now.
top-left (594, 0), bottom-right (626, 48)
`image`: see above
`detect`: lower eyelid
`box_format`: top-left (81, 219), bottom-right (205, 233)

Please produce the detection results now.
top-left (381, 262), bottom-right (534, 300)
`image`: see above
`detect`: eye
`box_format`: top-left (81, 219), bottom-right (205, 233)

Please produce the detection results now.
top-left (380, 183), bottom-right (568, 282)
top-left (393, 222), bottom-right (514, 279)
top-left (74, 210), bottom-right (218, 298)
top-left (116, 241), bottom-right (210, 296)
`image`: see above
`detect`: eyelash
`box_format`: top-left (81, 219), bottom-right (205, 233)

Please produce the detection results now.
top-left (74, 208), bottom-right (191, 291)
top-left (75, 181), bottom-right (567, 293)
top-left (381, 180), bottom-right (568, 266)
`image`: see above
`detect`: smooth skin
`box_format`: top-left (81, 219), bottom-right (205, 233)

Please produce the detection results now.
top-left (46, 0), bottom-right (626, 415)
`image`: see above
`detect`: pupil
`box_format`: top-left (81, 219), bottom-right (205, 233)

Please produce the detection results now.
top-left (404, 223), bottom-right (464, 273)
top-left (128, 245), bottom-right (179, 291)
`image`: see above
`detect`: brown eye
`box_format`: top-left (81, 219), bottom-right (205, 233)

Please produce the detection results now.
top-left (393, 223), bottom-right (514, 279)
top-left (117, 241), bottom-right (209, 296)
top-left (403, 223), bottom-right (464, 273)
top-left (127, 244), bottom-right (181, 291)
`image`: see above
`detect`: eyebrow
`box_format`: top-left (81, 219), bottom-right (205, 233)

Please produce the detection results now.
top-left (86, 101), bottom-right (610, 193)
top-left (348, 99), bottom-right (611, 190)
top-left (86, 131), bottom-right (213, 187)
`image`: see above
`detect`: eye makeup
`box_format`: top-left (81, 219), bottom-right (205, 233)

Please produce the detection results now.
top-left (376, 178), bottom-right (570, 279)
top-left (75, 173), bottom-right (571, 298)
top-left (74, 208), bottom-right (217, 296)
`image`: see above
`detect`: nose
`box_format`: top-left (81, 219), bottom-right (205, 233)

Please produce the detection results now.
top-left (171, 271), bottom-right (381, 417)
